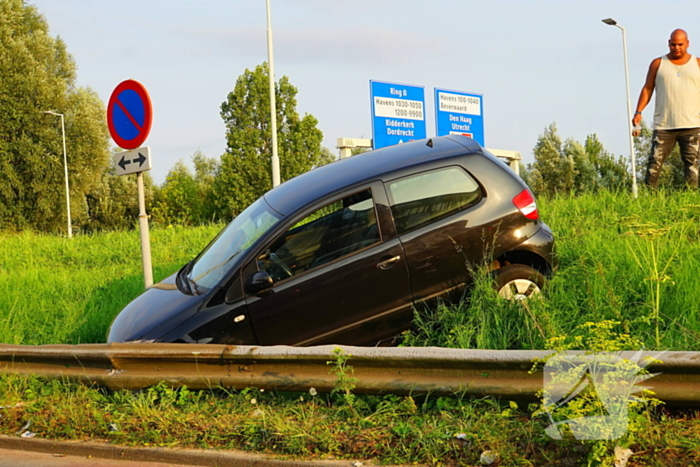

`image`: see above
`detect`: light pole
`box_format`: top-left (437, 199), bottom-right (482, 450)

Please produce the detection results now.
top-left (41, 111), bottom-right (73, 238)
top-left (266, 0), bottom-right (280, 187)
top-left (602, 18), bottom-right (638, 198)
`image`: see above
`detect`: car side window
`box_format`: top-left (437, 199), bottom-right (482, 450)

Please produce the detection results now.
top-left (387, 166), bottom-right (482, 235)
top-left (258, 189), bottom-right (380, 282)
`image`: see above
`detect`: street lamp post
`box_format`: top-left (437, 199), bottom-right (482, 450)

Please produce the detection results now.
top-left (266, 0), bottom-right (280, 187)
top-left (602, 18), bottom-right (638, 198)
top-left (41, 110), bottom-right (73, 238)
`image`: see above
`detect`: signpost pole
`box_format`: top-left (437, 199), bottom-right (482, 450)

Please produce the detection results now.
top-left (602, 18), bottom-right (638, 199)
top-left (108, 79), bottom-right (155, 290)
top-left (137, 171), bottom-right (153, 288)
top-left (41, 111), bottom-right (72, 238)
top-left (58, 114), bottom-right (73, 239)
top-left (266, 0), bottom-right (280, 187)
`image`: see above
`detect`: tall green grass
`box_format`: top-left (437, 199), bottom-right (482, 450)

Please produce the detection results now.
top-left (543, 189), bottom-right (700, 350)
top-left (406, 189), bottom-right (700, 351)
top-left (0, 225), bottom-right (221, 345)
top-left (1, 189), bottom-right (700, 350)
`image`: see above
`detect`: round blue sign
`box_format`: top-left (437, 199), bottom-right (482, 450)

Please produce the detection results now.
top-left (107, 80), bottom-right (153, 149)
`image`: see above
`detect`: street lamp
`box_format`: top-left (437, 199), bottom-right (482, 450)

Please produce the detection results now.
top-left (41, 110), bottom-right (72, 238)
top-left (266, 0), bottom-right (280, 187)
top-left (602, 18), bottom-right (638, 198)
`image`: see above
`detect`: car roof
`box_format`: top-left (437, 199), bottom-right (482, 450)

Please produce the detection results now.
top-left (265, 135), bottom-right (484, 216)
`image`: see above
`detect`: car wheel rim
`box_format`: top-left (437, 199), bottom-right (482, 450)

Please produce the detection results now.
top-left (498, 279), bottom-right (541, 301)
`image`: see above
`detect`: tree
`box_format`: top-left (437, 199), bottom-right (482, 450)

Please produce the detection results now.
top-left (0, 0), bottom-right (110, 232)
top-left (82, 144), bottom-right (156, 232)
top-left (212, 63), bottom-right (333, 218)
top-left (192, 150), bottom-right (219, 222)
top-left (523, 124), bottom-right (632, 196)
top-left (151, 160), bottom-right (199, 226)
top-left (151, 150), bottom-right (220, 226)
top-left (584, 134), bottom-right (630, 191)
top-left (527, 123), bottom-right (575, 196)
top-left (564, 138), bottom-right (596, 193)
top-left (83, 165), bottom-right (155, 232)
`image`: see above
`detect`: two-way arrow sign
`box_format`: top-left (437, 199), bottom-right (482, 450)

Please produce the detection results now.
top-left (118, 151), bottom-right (147, 171)
top-left (113, 147), bottom-right (152, 176)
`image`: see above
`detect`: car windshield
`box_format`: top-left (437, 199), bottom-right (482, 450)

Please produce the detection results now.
top-left (189, 197), bottom-right (282, 290)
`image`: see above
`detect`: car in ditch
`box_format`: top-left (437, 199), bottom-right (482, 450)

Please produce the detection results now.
top-left (108, 135), bottom-right (556, 346)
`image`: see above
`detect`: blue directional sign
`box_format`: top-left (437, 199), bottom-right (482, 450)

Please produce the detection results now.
top-left (370, 80), bottom-right (426, 149)
top-left (434, 88), bottom-right (484, 146)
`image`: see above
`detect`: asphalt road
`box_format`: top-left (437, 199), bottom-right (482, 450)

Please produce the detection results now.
top-left (0, 448), bottom-right (193, 467)
top-left (0, 435), bottom-right (372, 466)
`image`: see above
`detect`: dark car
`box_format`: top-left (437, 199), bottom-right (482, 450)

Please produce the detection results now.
top-left (108, 135), bottom-right (556, 346)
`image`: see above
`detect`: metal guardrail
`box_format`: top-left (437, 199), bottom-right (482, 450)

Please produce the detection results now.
top-left (0, 344), bottom-right (699, 405)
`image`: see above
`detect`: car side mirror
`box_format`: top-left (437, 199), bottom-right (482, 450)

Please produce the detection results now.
top-left (244, 271), bottom-right (274, 295)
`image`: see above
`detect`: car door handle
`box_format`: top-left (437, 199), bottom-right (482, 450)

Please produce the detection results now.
top-left (377, 255), bottom-right (401, 269)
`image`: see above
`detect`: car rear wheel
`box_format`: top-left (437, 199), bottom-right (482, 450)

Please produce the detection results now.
top-left (494, 264), bottom-right (545, 301)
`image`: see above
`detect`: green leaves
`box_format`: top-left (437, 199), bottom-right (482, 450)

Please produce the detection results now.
top-left (523, 124), bottom-right (631, 197)
top-left (0, 0), bottom-right (110, 233)
top-left (213, 63), bottom-right (331, 218)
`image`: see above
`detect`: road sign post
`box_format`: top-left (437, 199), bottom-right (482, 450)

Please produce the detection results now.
top-left (370, 80), bottom-right (426, 149)
top-left (107, 79), bottom-right (154, 289)
top-left (136, 171), bottom-right (153, 288)
top-left (434, 88), bottom-right (484, 146)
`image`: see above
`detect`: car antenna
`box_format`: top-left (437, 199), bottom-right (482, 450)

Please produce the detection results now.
top-left (426, 139), bottom-right (433, 148)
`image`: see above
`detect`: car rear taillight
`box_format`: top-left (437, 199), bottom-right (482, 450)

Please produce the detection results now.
top-left (512, 189), bottom-right (539, 220)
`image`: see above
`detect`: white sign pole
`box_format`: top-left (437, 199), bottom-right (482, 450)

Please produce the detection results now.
top-left (137, 171), bottom-right (153, 288)
top-left (266, 0), bottom-right (280, 187)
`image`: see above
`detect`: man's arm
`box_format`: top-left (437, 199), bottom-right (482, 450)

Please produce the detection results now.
top-left (633, 58), bottom-right (661, 126)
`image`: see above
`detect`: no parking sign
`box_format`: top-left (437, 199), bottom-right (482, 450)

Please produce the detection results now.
top-left (107, 79), bottom-right (154, 288)
top-left (107, 79), bottom-right (153, 150)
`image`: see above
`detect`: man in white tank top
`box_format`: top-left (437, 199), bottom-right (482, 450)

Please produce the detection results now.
top-left (633, 29), bottom-right (700, 188)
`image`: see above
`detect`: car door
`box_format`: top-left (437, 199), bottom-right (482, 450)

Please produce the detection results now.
top-left (385, 165), bottom-right (486, 304)
top-left (242, 183), bottom-right (413, 346)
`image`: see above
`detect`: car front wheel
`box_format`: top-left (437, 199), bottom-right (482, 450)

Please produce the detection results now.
top-left (494, 264), bottom-right (545, 301)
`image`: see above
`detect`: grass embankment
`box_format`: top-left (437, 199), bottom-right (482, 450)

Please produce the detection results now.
top-left (2, 189), bottom-right (700, 350)
top-left (408, 189), bottom-right (700, 351)
top-left (1, 189), bottom-right (700, 465)
top-left (0, 367), bottom-right (698, 465)
top-left (0, 224), bottom-right (220, 345)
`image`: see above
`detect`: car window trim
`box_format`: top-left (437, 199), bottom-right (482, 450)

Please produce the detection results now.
top-left (383, 164), bottom-right (484, 236)
top-left (246, 182), bottom-right (385, 287)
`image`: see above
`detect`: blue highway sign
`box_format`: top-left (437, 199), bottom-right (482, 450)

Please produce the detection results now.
top-left (370, 80), bottom-right (426, 149)
top-left (434, 88), bottom-right (484, 146)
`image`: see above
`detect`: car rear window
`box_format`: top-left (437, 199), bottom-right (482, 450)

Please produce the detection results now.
top-left (387, 166), bottom-right (481, 235)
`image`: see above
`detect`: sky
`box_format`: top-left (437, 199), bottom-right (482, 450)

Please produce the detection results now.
top-left (28, 0), bottom-right (700, 184)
